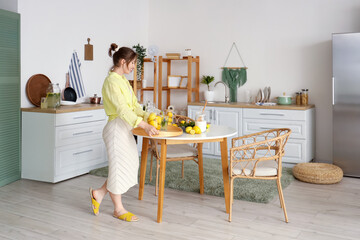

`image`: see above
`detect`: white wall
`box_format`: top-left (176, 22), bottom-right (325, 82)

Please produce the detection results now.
top-left (18, 0), bottom-right (149, 107)
top-left (0, 0), bottom-right (17, 12)
top-left (148, 0), bottom-right (360, 163)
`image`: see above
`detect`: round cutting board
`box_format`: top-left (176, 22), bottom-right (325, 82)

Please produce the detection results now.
top-left (132, 125), bottom-right (183, 137)
top-left (26, 74), bottom-right (51, 106)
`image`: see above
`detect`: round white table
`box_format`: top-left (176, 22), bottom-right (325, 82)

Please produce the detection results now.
top-left (135, 125), bottom-right (237, 223)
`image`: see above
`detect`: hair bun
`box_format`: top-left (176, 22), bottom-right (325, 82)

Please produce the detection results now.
top-left (108, 43), bottom-right (118, 57)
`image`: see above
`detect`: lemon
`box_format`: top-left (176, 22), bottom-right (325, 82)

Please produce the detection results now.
top-left (168, 118), bottom-right (173, 123)
top-left (189, 129), bottom-right (195, 135)
top-left (149, 120), bottom-right (158, 128)
top-left (206, 124), bottom-right (210, 129)
top-left (156, 125), bottom-right (161, 130)
top-left (156, 116), bottom-right (162, 124)
top-left (172, 124), bottom-right (178, 127)
top-left (193, 126), bottom-right (201, 134)
top-left (168, 122), bottom-right (172, 126)
top-left (180, 120), bottom-right (185, 124)
top-left (185, 126), bottom-right (192, 133)
top-left (167, 112), bottom-right (173, 118)
top-left (148, 113), bottom-right (156, 122)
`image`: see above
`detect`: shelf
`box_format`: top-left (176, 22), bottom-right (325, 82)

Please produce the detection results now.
top-left (158, 56), bottom-right (200, 109)
top-left (163, 87), bottom-right (188, 90)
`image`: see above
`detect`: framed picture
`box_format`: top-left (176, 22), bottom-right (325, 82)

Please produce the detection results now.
top-left (167, 75), bottom-right (187, 88)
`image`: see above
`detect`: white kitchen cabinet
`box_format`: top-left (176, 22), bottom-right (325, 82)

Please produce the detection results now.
top-left (188, 103), bottom-right (315, 164)
top-left (21, 105), bottom-right (108, 183)
top-left (242, 108), bottom-right (315, 164)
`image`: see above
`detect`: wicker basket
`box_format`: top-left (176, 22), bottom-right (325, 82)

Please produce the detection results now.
top-left (292, 163), bottom-right (343, 184)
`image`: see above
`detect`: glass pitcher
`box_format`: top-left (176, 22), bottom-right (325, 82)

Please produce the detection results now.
top-left (46, 83), bottom-right (61, 108)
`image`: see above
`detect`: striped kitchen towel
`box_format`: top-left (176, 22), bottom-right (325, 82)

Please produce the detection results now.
top-left (68, 51), bottom-right (86, 98)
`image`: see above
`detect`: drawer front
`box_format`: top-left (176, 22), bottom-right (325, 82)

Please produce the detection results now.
top-left (243, 108), bottom-right (306, 121)
top-left (55, 120), bottom-right (106, 147)
top-left (243, 119), bottom-right (306, 139)
top-left (282, 139), bottom-right (305, 164)
top-left (55, 109), bottom-right (106, 126)
top-left (55, 141), bottom-right (106, 176)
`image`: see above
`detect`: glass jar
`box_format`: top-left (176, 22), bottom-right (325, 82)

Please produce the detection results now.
top-left (296, 92), bottom-right (302, 105)
top-left (301, 89), bottom-right (309, 105)
top-left (195, 112), bottom-right (206, 133)
top-left (46, 83), bottom-right (61, 108)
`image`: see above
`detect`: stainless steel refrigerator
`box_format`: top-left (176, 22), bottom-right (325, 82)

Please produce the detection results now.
top-left (333, 32), bottom-right (360, 177)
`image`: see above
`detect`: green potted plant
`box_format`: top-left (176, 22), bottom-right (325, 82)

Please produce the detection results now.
top-left (201, 75), bottom-right (215, 101)
top-left (132, 44), bottom-right (146, 81)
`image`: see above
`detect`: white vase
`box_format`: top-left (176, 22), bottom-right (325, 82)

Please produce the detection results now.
top-left (204, 91), bottom-right (215, 102)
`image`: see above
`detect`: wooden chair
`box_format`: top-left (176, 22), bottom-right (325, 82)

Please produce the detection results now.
top-left (228, 128), bottom-right (291, 223)
top-left (149, 115), bottom-right (199, 195)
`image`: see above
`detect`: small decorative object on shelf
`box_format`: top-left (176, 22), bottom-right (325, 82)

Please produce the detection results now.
top-left (168, 75), bottom-right (187, 88)
top-left (46, 83), bottom-right (61, 109)
top-left (185, 49), bottom-right (192, 56)
top-left (166, 53), bottom-right (181, 59)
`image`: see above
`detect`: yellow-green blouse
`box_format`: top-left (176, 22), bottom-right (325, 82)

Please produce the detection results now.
top-left (102, 72), bottom-right (148, 127)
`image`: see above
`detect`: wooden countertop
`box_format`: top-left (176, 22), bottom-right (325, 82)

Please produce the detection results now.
top-left (188, 102), bottom-right (315, 110)
top-left (21, 103), bottom-right (104, 113)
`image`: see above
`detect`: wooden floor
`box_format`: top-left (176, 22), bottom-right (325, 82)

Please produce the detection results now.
top-left (0, 174), bottom-right (359, 240)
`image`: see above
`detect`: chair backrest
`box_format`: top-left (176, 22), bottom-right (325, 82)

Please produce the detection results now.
top-left (230, 128), bottom-right (291, 177)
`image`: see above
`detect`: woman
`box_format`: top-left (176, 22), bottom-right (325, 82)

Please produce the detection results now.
top-left (89, 44), bottom-right (158, 222)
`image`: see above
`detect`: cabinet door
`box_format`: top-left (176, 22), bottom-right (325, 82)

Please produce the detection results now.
top-left (213, 107), bottom-right (241, 156)
top-left (188, 105), bottom-right (214, 155)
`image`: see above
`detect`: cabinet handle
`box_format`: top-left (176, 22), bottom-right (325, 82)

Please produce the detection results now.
top-left (332, 77), bottom-right (335, 105)
top-left (73, 149), bottom-right (93, 155)
top-left (259, 127), bottom-right (273, 130)
top-left (209, 110), bottom-right (212, 120)
top-left (213, 110), bottom-right (216, 121)
top-left (73, 131), bottom-right (94, 136)
top-left (259, 113), bottom-right (285, 116)
top-left (73, 115), bottom-right (93, 119)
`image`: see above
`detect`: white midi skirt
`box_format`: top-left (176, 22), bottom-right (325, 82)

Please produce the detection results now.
top-left (103, 117), bottom-right (139, 195)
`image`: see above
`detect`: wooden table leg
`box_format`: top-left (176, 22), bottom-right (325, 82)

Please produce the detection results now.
top-left (138, 138), bottom-right (149, 200)
top-left (197, 143), bottom-right (204, 194)
top-left (220, 138), bottom-right (230, 213)
top-left (157, 139), bottom-right (167, 223)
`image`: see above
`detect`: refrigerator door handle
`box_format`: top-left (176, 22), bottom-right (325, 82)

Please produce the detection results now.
top-left (332, 77), bottom-right (335, 105)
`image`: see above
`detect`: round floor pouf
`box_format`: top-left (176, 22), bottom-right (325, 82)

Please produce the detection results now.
top-left (292, 163), bottom-right (343, 184)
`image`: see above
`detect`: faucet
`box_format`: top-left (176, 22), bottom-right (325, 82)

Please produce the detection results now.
top-left (214, 81), bottom-right (230, 103)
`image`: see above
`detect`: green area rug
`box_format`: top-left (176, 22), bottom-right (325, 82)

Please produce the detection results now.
top-left (89, 157), bottom-right (294, 203)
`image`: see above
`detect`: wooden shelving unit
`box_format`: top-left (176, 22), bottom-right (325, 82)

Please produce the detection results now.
top-left (131, 57), bottom-right (157, 105)
top-left (158, 56), bottom-right (200, 110)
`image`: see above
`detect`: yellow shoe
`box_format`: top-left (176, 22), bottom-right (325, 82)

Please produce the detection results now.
top-left (89, 187), bottom-right (100, 216)
top-left (114, 212), bottom-right (139, 222)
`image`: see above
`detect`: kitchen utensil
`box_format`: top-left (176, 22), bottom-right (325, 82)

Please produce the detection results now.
top-left (89, 94), bottom-right (101, 104)
top-left (26, 74), bottom-right (52, 107)
top-left (267, 87), bottom-right (271, 102)
top-left (277, 92), bottom-right (292, 105)
top-left (64, 87), bottom-right (77, 102)
top-left (263, 87), bottom-right (268, 103)
top-left (60, 100), bottom-right (77, 106)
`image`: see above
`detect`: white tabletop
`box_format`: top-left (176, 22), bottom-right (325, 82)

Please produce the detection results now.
top-left (141, 125), bottom-right (237, 140)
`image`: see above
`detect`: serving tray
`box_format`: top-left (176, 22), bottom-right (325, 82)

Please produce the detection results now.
top-left (132, 125), bottom-right (183, 137)
top-left (26, 74), bottom-right (51, 106)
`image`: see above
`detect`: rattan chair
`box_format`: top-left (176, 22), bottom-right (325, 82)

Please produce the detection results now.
top-left (149, 115), bottom-right (199, 195)
top-left (229, 128), bottom-right (291, 223)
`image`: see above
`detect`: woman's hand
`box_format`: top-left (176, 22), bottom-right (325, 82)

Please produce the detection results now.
top-left (138, 121), bottom-right (159, 137)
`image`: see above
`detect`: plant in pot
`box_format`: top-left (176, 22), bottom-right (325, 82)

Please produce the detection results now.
top-left (132, 44), bottom-right (146, 81)
top-left (201, 75), bottom-right (215, 102)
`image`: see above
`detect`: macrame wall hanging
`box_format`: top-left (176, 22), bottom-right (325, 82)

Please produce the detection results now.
top-left (221, 42), bottom-right (247, 102)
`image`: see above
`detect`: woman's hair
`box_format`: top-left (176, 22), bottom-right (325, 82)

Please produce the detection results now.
top-left (108, 43), bottom-right (137, 68)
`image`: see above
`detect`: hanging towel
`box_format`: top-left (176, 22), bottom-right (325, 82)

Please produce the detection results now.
top-left (68, 51), bottom-right (86, 98)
